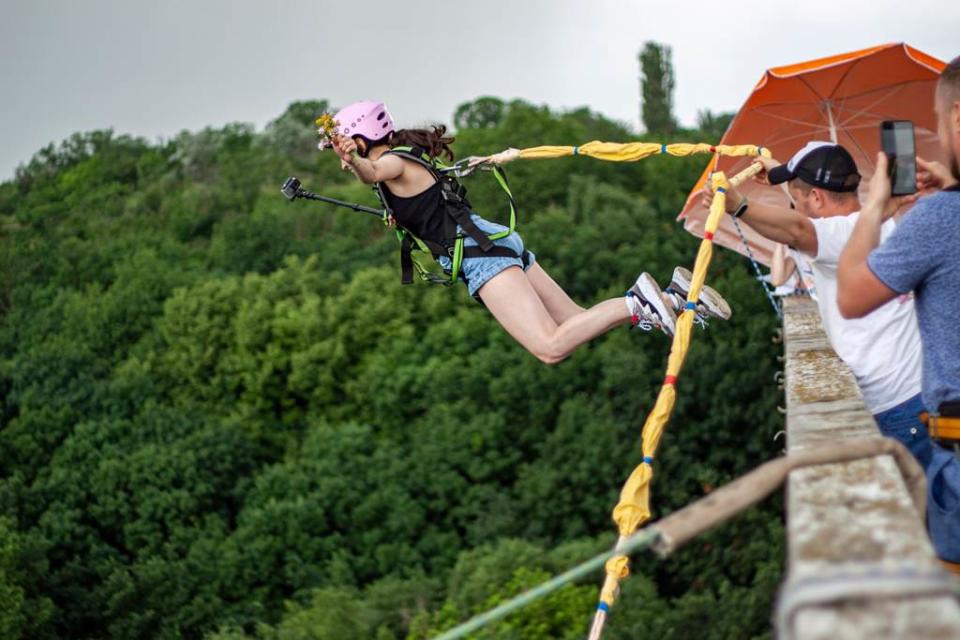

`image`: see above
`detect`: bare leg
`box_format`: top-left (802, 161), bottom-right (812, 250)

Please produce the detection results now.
top-left (524, 262), bottom-right (584, 323)
top-left (478, 266), bottom-right (631, 364)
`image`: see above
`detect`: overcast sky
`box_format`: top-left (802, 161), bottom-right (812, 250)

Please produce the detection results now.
top-left (1, 0), bottom-right (957, 180)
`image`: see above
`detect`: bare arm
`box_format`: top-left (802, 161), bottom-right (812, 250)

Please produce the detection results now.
top-left (700, 184), bottom-right (818, 255)
top-left (837, 153), bottom-right (901, 318)
top-left (769, 242), bottom-right (797, 287)
top-left (332, 136), bottom-right (405, 184)
top-left (347, 153), bottom-right (405, 184)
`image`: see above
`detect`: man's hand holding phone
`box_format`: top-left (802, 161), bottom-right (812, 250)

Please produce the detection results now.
top-left (865, 152), bottom-right (920, 223)
top-left (881, 120), bottom-right (918, 196)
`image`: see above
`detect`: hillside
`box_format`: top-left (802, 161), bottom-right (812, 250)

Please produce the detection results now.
top-left (0, 98), bottom-right (784, 639)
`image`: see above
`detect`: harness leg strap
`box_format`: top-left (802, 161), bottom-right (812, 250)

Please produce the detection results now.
top-left (460, 246), bottom-right (522, 260)
top-left (399, 234), bottom-right (415, 285)
top-left (449, 206), bottom-right (495, 252)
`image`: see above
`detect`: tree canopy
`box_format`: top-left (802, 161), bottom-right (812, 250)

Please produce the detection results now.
top-left (0, 96), bottom-right (783, 639)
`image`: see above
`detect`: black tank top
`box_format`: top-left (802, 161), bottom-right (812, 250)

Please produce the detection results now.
top-left (380, 175), bottom-right (449, 246)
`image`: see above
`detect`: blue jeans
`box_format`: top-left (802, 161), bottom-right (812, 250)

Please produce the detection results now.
top-left (927, 444), bottom-right (960, 562)
top-left (873, 393), bottom-right (934, 469)
top-left (875, 395), bottom-right (960, 562)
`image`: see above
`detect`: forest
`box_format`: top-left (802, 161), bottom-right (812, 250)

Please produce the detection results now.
top-left (0, 93), bottom-right (786, 639)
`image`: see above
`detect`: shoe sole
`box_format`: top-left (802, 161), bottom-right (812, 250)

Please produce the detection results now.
top-left (672, 267), bottom-right (732, 320)
top-left (633, 273), bottom-right (677, 336)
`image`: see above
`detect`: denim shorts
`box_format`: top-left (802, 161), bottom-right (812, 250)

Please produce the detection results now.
top-left (873, 393), bottom-right (934, 469)
top-left (437, 214), bottom-right (536, 297)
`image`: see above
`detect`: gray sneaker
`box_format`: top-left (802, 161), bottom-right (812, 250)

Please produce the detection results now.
top-left (627, 273), bottom-right (677, 337)
top-left (667, 266), bottom-right (732, 321)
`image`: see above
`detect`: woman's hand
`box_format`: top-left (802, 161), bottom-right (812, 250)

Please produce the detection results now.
top-left (332, 135), bottom-right (358, 166)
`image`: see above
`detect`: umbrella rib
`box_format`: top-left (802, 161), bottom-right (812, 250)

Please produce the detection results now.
top-left (833, 78), bottom-right (937, 112)
top-left (837, 128), bottom-right (873, 172)
top-left (741, 110), bottom-right (832, 149)
top-left (834, 119), bottom-right (938, 138)
top-left (828, 56), bottom-right (864, 101)
top-left (751, 79), bottom-right (934, 115)
top-left (835, 85), bottom-right (908, 129)
top-left (797, 75), bottom-right (827, 103)
top-left (762, 126), bottom-right (834, 151)
top-left (746, 107), bottom-right (828, 130)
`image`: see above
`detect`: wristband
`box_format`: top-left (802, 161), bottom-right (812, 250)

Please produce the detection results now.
top-left (732, 195), bottom-right (749, 218)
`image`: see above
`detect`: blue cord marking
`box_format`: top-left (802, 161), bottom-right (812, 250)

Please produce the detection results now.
top-left (717, 187), bottom-right (727, 193)
top-left (597, 602), bottom-right (610, 612)
top-left (661, 144), bottom-right (667, 154)
top-left (643, 456), bottom-right (654, 464)
top-left (685, 301), bottom-right (697, 310)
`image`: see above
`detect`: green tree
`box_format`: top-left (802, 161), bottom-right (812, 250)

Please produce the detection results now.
top-left (454, 97), bottom-right (506, 130)
top-left (639, 41), bottom-right (677, 135)
top-left (0, 96), bottom-right (785, 640)
top-left (697, 109), bottom-right (736, 143)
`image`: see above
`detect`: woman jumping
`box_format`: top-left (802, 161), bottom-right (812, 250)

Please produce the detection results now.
top-left (325, 101), bottom-right (731, 364)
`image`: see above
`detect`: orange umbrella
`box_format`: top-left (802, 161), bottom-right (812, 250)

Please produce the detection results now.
top-left (679, 43), bottom-right (946, 266)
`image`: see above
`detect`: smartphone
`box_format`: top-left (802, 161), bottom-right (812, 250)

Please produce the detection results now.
top-left (880, 120), bottom-right (917, 196)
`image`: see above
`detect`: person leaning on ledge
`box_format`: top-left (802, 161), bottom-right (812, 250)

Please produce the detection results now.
top-left (700, 142), bottom-right (932, 470)
top-left (837, 54), bottom-right (960, 567)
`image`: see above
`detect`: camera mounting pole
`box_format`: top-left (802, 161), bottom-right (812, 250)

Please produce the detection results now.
top-left (280, 177), bottom-right (385, 218)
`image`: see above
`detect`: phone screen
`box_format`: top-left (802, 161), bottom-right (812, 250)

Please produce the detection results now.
top-left (881, 121), bottom-right (917, 196)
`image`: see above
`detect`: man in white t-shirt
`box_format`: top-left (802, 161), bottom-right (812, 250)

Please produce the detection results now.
top-left (702, 142), bottom-right (932, 467)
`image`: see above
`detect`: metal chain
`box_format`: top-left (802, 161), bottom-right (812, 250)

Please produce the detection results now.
top-left (730, 215), bottom-right (783, 319)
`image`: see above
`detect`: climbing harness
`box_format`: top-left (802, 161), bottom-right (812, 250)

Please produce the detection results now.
top-left (281, 145), bottom-right (526, 296)
top-left (373, 145), bottom-right (526, 292)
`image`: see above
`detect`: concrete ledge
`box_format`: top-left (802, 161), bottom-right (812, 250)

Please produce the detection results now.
top-left (779, 297), bottom-right (960, 639)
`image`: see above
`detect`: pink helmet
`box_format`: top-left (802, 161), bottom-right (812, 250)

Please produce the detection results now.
top-left (331, 101), bottom-right (395, 144)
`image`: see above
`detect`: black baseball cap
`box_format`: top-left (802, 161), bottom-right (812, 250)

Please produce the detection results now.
top-left (767, 142), bottom-right (861, 192)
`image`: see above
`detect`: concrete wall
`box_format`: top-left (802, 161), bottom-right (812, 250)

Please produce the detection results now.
top-left (778, 296), bottom-right (960, 639)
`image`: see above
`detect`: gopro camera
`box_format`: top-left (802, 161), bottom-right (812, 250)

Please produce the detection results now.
top-left (281, 176), bottom-right (302, 201)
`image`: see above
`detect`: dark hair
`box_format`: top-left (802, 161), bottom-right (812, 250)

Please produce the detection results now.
top-left (939, 55), bottom-right (960, 105)
top-left (789, 178), bottom-right (858, 204)
top-left (388, 125), bottom-right (456, 161)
